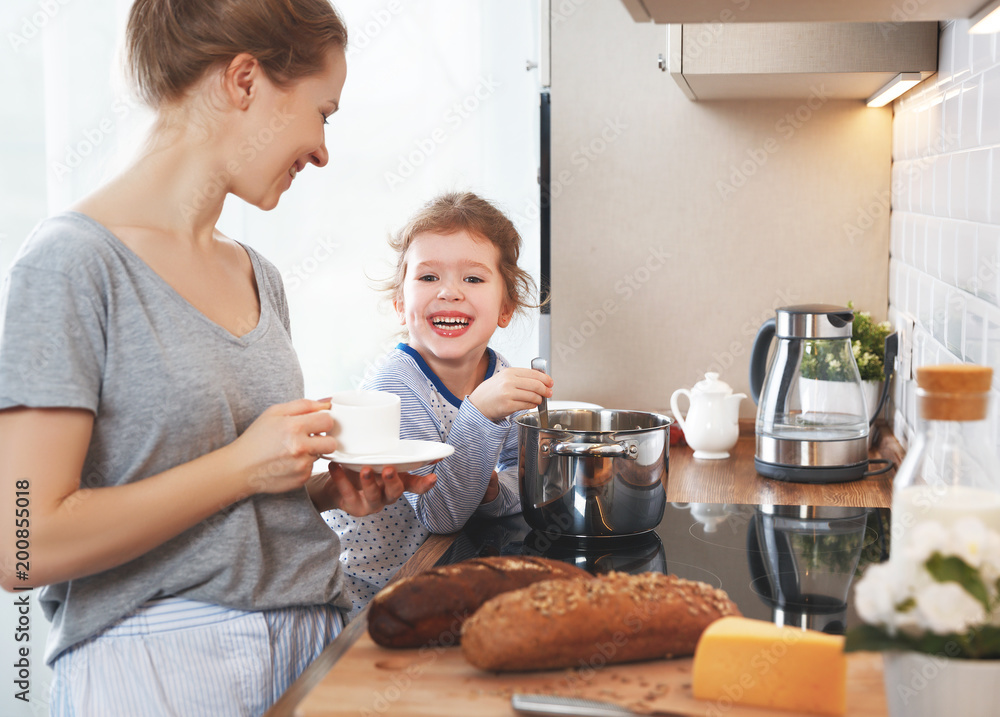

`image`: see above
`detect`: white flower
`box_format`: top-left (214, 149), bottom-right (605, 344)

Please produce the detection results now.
top-left (950, 517), bottom-right (993, 569)
top-left (854, 517), bottom-right (1000, 640)
top-left (901, 520), bottom-right (950, 565)
top-left (854, 563), bottom-right (899, 627)
top-left (914, 582), bottom-right (987, 635)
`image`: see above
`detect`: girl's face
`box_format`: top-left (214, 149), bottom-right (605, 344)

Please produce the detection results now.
top-left (395, 230), bottom-right (511, 368)
top-left (232, 46), bottom-right (347, 210)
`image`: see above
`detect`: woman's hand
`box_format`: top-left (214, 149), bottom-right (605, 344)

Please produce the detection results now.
top-left (310, 464), bottom-right (437, 515)
top-left (467, 368), bottom-right (553, 422)
top-left (227, 398), bottom-right (338, 496)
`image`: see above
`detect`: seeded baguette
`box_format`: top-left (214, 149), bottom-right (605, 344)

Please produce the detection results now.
top-left (460, 571), bottom-right (741, 671)
top-left (367, 556), bottom-right (593, 648)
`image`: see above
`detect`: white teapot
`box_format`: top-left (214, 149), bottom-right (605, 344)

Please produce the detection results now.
top-left (670, 372), bottom-right (746, 460)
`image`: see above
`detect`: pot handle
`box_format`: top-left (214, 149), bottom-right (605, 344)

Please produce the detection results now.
top-left (548, 441), bottom-right (638, 459)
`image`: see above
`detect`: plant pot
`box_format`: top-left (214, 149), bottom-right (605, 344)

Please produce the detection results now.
top-left (882, 651), bottom-right (1000, 717)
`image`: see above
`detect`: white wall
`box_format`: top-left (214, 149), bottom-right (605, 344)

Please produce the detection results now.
top-left (548, 1), bottom-right (893, 417)
top-left (888, 21), bottom-right (1000, 450)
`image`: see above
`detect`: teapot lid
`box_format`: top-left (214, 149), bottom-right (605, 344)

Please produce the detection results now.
top-left (694, 372), bottom-right (734, 395)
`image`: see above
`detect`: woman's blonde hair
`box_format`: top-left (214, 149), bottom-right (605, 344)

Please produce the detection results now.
top-left (125, 0), bottom-right (348, 108)
top-left (386, 192), bottom-right (538, 321)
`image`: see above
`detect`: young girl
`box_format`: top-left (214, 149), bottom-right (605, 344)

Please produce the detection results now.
top-left (326, 192), bottom-right (553, 616)
top-left (0, 1), bottom-right (434, 714)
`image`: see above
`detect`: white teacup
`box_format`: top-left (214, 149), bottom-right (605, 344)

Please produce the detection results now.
top-left (326, 390), bottom-right (401, 456)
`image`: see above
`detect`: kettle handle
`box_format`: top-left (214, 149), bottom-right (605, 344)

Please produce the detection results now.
top-left (748, 318), bottom-right (776, 405)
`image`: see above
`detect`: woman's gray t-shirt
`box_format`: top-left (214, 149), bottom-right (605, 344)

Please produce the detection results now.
top-left (0, 212), bottom-right (347, 664)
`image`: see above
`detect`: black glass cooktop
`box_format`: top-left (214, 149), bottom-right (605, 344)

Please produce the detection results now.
top-left (438, 502), bottom-right (890, 635)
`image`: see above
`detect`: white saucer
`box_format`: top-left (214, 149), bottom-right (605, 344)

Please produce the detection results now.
top-left (323, 440), bottom-right (455, 472)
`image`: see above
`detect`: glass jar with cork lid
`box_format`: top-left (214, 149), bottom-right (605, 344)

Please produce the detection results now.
top-left (891, 364), bottom-right (1000, 546)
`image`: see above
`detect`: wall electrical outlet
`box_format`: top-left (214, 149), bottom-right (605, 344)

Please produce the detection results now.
top-left (896, 313), bottom-right (914, 382)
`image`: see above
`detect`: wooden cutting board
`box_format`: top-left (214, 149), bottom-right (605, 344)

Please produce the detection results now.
top-left (294, 633), bottom-right (888, 717)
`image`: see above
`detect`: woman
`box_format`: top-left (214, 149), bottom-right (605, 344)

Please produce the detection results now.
top-left (0, 0), bottom-right (433, 714)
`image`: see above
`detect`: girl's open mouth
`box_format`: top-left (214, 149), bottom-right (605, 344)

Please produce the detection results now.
top-left (430, 314), bottom-right (472, 335)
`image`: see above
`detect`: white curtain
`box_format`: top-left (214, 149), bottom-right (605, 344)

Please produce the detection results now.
top-left (0, 2), bottom-right (539, 714)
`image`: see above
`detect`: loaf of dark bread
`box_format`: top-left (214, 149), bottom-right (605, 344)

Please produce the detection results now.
top-left (460, 571), bottom-right (741, 671)
top-left (367, 556), bottom-right (592, 648)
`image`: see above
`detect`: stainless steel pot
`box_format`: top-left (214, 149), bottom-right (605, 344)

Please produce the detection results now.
top-left (516, 409), bottom-right (671, 537)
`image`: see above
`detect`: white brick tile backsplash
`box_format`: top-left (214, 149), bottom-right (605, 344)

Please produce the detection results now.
top-left (940, 21), bottom-right (956, 85)
top-left (933, 280), bottom-right (948, 341)
top-left (891, 213), bottom-right (905, 260)
top-left (980, 66), bottom-right (1000, 147)
top-left (890, 22), bottom-right (1000, 452)
top-left (978, 225), bottom-right (1000, 305)
top-left (940, 220), bottom-right (957, 285)
top-left (918, 273), bottom-right (933, 328)
top-left (985, 304), bottom-right (1000, 389)
top-left (972, 31), bottom-right (995, 77)
top-left (949, 151), bottom-right (966, 218)
top-left (966, 296), bottom-right (989, 364)
top-left (957, 222), bottom-right (978, 294)
top-left (908, 264), bottom-right (920, 316)
top-left (917, 104), bottom-right (931, 157)
top-left (914, 216), bottom-right (928, 273)
top-left (992, 148), bottom-right (1000, 221)
top-left (947, 288), bottom-right (965, 354)
top-left (962, 80), bottom-right (981, 150)
top-left (922, 157), bottom-right (936, 212)
top-left (967, 148), bottom-right (991, 224)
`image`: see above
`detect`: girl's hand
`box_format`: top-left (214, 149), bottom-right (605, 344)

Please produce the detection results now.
top-left (467, 368), bottom-right (553, 422)
top-left (314, 464), bottom-right (437, 515)
top-left (228, 398), bottom-right (339, 495)
top-left (480, 470), bottom-right (500, 504)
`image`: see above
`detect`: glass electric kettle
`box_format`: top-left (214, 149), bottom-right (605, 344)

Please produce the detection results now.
top-left (749, 305), bottom-right (875, 483)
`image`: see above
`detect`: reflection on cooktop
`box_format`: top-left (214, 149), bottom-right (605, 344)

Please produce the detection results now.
top-left (440, 501), bottom-right (890, 635)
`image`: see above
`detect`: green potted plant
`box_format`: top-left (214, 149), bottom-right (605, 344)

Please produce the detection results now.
top-left (798, 302), bottom-right (893, 419)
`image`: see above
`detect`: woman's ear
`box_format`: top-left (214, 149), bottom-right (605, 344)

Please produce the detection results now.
top-left (223, 53), bottom-right (260, 109)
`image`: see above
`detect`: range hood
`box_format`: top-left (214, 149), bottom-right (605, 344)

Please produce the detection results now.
top-left (622, 0), bottom-right (987, 23)
top-left (664, 22), bottom-right (938, 101)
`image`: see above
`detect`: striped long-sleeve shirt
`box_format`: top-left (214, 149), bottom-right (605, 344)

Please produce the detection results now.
top-left (324, 344), bottom-right (521, 618)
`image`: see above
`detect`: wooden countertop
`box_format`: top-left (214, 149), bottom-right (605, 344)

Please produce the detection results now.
top-left (266, 426), bottom-right (899, 716)
top-left (666, 424), bottom-right (898, 508)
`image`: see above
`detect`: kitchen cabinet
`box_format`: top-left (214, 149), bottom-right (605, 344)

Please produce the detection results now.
top-left (666, 21), bottom-right (938, 100)
top-left (621, 0), bottom-right (986, 23)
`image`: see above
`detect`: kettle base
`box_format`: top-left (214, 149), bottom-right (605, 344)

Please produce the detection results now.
top-left (754, 457), bottom-right (868, 484)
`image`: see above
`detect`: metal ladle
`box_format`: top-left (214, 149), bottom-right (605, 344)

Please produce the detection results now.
top-left (531, 357), bottom-right (549, 429)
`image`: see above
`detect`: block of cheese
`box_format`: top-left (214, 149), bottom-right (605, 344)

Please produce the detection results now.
top-left (691, 616), bottom-right (846, 716)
